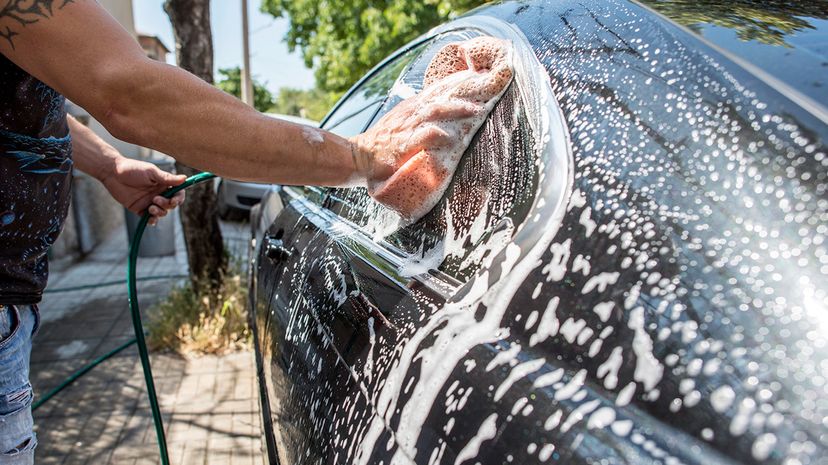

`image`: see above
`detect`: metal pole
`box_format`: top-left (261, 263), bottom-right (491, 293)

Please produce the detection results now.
top-left (240, 0), bottom-right (254, 106)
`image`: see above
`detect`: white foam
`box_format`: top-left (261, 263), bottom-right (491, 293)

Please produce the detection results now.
top-left (751, 433), bottom-right (777, 461)
top-left (452, 413), bottom-right (498, 465)
top-left (494, 357), bottom-right (546, 401)
top-left (628, 306), bottom-right (664, 391)
top-left (554, 369), bottom-right (587, 401)
top-left (615, 382), bottom-right (637, 407)
top-left (351, 18), bottom-right (573, 462)
top-left (587, 407), bottom-right (616, 429)
top-left (597, 346), bottom-right (623, 390)
top-left (485, 342), bottom-right (521, 372)
top-left (544, 410), bottom-right (563, 430)
top-left (710, 385), bottom-right (735, 413)
top-left (532, 368), bottom-right (564, 389)
top-left (529, 296), bottom-right (560, 347)
top-left (561, 399), bottom-right (601, 433)
top-left (593, 301), bottom-right (615, 322)
top-left (302, 125), bottom-right (324, 145)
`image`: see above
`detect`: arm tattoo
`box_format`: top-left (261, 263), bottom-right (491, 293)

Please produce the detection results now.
top-left (0, 0), bottom-right (74, 49)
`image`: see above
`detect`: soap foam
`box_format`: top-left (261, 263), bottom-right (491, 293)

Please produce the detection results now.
top-left (352, 20), bottom-right (573, 462)
top-left (369, 37), bottom-right (515, 222)
top-left (302, 125), bottom-right (324, 145)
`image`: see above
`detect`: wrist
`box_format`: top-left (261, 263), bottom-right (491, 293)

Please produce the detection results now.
top-left (96, 149), bottom-right (123, 184)
top-left (349, 135), bottom-right (393, 185)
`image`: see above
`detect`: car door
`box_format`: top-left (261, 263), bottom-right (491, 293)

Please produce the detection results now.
top-left (253, 39), bottom-right (433, 465)
top-left (253, 23), bottom-right (573, 464)
top-left (254, 3), bottom-right (828, 465)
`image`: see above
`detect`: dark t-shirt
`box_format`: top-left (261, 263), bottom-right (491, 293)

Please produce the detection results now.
top-left (0, 53), bottom-right (73, 305)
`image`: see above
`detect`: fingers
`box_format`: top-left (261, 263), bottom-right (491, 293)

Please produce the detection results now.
top-left (172, 190), bottom-right (186, 204)
top-left (151, 194), bottom-right (181, 211)
top-left (146, 190), bottom-right (185, 226)
top-left (424, 100), bottom-right (479, 121)
top-left (412, 125), bottom-right (452, 149)
top-left (148, 205), bottom-right (167, 218)
top-left (153, 169), bottom-right (187, 186)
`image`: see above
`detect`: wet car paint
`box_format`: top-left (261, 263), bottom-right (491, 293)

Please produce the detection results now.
top-left (250, 1), bottom-right (828, 464)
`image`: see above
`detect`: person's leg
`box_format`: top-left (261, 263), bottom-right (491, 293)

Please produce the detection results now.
top-left (0, 305), bottom-right (39, 465)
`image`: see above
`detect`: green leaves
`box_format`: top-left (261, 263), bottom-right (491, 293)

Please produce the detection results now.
top-left (215, 66), bottom-right (276, 112)
top-left (270, 87), bottom-right (340, 122)
top-left (260, 0), bottom-right (487, 93)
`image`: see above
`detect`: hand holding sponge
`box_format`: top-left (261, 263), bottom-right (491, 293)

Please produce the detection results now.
top-left (354, 37), bottom-right (515, 222)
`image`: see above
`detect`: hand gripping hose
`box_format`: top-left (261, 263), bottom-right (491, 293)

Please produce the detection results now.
top-left (126, 172), bottom-right (216, 465)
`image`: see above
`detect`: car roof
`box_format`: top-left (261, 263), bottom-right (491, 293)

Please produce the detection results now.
top-left (447, 0), bottom-right (828, 120)
top-left (634, 0), bottom-right (828, 115)
top-left (264, 112), bottom-right (318, 127)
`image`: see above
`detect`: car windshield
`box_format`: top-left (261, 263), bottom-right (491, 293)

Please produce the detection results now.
top-left (321, 44), bottom-right (427, 138)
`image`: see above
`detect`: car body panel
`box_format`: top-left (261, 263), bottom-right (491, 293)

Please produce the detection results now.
top-left (251, 1), bottom-right (828, 464)
top-left (220, 180), bottom-right (272, 210)
top-left (635, 0), bottom-right (828, 115)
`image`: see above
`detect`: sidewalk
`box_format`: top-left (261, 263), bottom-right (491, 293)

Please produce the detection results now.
top-left (30, 215), bottom-right (262, 465)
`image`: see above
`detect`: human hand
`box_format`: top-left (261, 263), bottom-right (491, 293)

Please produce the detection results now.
top-left (351, 36), bottom-right (514, 221)
top-left (102, 157), bottom-right (187, 226)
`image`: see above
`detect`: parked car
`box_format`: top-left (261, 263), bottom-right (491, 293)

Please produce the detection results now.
top-left (249, 1), bottom-right (828, 464)
top-left (216, 113), bottom-right (317, 220)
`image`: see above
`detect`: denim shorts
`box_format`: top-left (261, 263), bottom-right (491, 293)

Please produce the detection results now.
top-left (0, 305), bottom-right (39, 465)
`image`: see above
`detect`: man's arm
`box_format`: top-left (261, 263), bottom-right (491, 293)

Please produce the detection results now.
top-left (0, 0), bottom-right (375, 186)
top-left (69, 115), bottom-right (186, 225)
top-left (0, 0), bottom-right (506, 191)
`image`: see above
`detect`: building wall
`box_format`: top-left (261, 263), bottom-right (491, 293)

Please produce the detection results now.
top-left (98, 0), bottom-right (137, 37)
top-left (51, 0), bottom-right (142, 260)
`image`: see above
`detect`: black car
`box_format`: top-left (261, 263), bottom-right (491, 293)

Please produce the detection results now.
top-left (248, 1), bottom-right (828, 464)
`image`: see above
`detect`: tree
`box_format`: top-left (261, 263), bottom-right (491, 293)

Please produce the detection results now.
top-left (260, 0), bottom-right (487, 93)
top-left (271, 87), bottom-right (337, 122)
top-left (216, 66), bottom-right (276, 112)
top-left (164, 0), bottom-right (227, 293)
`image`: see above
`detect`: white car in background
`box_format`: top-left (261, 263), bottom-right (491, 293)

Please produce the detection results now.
top-left (216, 113), bottom-right (317, 220)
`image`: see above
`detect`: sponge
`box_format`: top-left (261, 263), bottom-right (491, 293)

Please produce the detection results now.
top-left (369, 36), bottom-right (514, 222)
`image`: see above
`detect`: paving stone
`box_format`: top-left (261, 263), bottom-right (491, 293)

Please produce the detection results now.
top-left (32, 223), bottom-right (262, 464)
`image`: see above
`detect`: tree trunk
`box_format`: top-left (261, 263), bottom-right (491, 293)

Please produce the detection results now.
top-left (164, 0), bottom-right (227, 293)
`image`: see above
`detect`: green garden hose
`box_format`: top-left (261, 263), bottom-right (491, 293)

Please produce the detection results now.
top-left (126, 171), bottom-right (216, 465)
top-left (31, 337), bottom-right (138, 411)
top-left (32, 275), bottom-right (190, 411)
top-left (33, 171), bottom-right (220, 464)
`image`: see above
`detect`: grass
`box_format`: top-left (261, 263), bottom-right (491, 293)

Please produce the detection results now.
top-left (147, 260), bottom-right (251, 355)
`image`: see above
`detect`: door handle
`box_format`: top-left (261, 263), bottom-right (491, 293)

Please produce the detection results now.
top-left (264, 235), bottom-right (292, 263)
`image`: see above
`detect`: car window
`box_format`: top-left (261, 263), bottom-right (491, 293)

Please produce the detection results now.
top-left (285, 44), bottom-right (427, 206)
top-left (326, 30), bottom-right (539, 282)
top-left (320, 44), bottom-right (427, 137)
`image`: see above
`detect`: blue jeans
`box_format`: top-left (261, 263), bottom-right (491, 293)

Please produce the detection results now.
top-left (0, 305), bottom-right (39, 465)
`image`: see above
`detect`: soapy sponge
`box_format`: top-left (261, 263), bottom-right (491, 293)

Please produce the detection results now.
top-left (369, 36), bottom-right (515, 222)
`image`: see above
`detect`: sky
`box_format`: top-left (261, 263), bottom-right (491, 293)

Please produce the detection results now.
top-left (133, 0), bottom-right (315, 93)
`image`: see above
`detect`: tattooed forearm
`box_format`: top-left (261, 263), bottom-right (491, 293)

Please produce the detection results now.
top-left (0, 0), bottom-right (74, 49)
